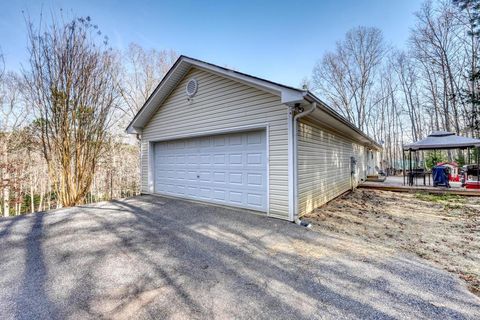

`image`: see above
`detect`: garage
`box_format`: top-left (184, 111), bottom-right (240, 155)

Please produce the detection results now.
top-left (128, 56), bottom-right (381, 220)
top-left (153, 130), bottom-right (267, 211)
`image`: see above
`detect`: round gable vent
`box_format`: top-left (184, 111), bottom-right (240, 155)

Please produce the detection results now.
top-left (186, 78), bottom-right (198, 98)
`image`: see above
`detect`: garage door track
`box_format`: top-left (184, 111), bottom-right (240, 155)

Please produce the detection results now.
top-left (0, 195), bottom-right (479, 319)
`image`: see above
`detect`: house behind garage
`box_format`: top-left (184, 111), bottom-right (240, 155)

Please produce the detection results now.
top-left (127, 56), bottom-right (381, 221)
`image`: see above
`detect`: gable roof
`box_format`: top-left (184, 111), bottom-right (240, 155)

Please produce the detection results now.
top-left (126, 55), bottom-right (381, 149)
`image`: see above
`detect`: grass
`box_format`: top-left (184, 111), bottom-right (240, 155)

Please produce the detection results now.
top-left (414, 192), bottom-right (466, 203)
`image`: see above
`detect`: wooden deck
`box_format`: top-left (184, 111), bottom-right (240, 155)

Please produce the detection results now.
top-left (359, 176), bottom-right (480, 196)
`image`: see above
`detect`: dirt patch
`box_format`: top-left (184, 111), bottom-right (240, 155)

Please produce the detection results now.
top-left (305, 189), bottom-right (480, 296)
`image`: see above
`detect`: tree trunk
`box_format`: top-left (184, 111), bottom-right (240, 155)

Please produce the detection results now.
top-left (30, 173), bottom-right (35, 213)
top-left (2, 185), bottom-right (9, 217)
top-left (2, 144), bottom-right (10, 217)
top-left (38, 179), bottom-right (44, 212)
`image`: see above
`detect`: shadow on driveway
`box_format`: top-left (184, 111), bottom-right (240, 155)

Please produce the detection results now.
top-left (0, 195), bottom-right (479, 319)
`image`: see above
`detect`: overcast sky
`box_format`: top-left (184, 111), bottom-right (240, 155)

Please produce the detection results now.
top-left (0, 0), bottom-right (422, 87)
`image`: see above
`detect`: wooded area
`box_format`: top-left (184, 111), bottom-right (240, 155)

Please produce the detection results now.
top-left (312, 0), bottom-right (480, 173)
top-left (0, 14), bottom-right (177, 216)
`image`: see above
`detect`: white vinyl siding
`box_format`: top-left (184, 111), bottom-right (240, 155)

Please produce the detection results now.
top-left (141, 67), bottom-right (289, 218)
top-left (297, 119), bottom-right (368, 216)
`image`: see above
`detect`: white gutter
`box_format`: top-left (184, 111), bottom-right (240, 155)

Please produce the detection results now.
top-left (292, 102), bottom-right (317, 222)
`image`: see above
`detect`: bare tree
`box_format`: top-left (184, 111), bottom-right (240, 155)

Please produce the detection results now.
top-left (312, 26), bottom-right (386, 131)
top-left (453, 0), bottom-right (480, 137)
top-left (1, 58), bottom-right (30, 216)
top-left (119, 43), bottom-right (177, 120)
top-left (410, 1), bottom-right (464, 134)
top-left (392, 52), bottom-right (424, 142)
top-left (23, 14), bottom-right (120, 207)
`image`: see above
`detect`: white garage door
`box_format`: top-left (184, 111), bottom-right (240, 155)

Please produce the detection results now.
top-left (154, 130), bottom-right (267, 212)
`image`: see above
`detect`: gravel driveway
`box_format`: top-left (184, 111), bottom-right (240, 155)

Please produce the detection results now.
top-left (0, 195), bottom-right (479, 319)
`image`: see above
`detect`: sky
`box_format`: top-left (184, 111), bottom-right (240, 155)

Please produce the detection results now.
top-left (0, 0), bottom-right (422, 87)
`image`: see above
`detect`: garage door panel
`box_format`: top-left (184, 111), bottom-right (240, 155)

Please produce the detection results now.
top-left (175, 141), bottom-right (185, 149)
top-left (176, 185), bottom-right (186, 195)
top-left (187, 186), bottom-right (198, 197)
top-left (198, 179), bottom-right (262, 190)
top-left (247, 173), bottom-right (263, 186)
top-left (154, 130), bottom-right (267, 212)
top-left (198, 187), bottom-right (211, 199)
top-left (247, 153), bottom-right (263, 165)
top-left (229, 191), bottom-right (243, 204)
top-left (176, 170), bottom-right (186, 180)
top-left (214, 136), bottom-right (226, 146)
top-left (228, 154), bottom-right (243, 165)
top-left (213, 154), bottom-right (226, 164)
top-left (228, 172), bottom-right (243, 184)
top-left (213, 189), bottom-right (226, 201)
top-left (176, 156), bottom-right (185, 164)
top-left (247, 131), bottom-right (262, 144)
top-left (186, 171), bottom-right (197, 181)
top-left (213, 172), bottom-right (226, 182)
top-left (198, 171), bottom-right (211, 182)
top-left (228, 135), bottom-right (242, 146)
top-left (247, 193), bottom-right (263, 207)
top-left (199, 137), bottom-right (211, 147)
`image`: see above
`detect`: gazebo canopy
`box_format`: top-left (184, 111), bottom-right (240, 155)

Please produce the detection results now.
top-left (403, 131), bottom-right (480, 151)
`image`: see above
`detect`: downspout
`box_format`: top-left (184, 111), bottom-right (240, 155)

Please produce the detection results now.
top-left (292, 102), bottom-right (317, 224)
